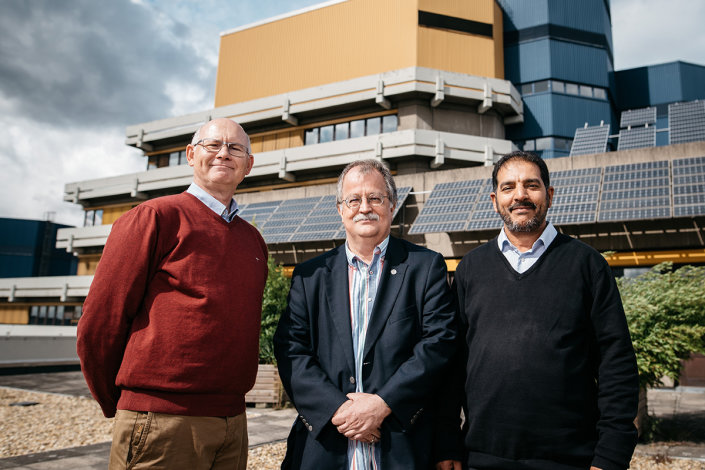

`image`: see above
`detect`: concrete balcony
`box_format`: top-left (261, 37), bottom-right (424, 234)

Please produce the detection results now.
top-left (0, 275), bottom-right (93, 302)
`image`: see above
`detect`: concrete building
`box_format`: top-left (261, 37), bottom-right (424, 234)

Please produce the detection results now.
top-left (0, 0), bottom-right (703, 376)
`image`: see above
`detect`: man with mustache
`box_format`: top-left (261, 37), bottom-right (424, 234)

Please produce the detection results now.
top-left (274, 159), bottom-right (460, 469)
top-left (78, 118), bottom-right (268, 470)
top-left (451, 151), bottom-right (639, 470)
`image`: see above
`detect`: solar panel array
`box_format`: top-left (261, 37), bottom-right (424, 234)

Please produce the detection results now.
top-left (598, 161), bottom-right (670, 222)
top-left (617, 126), bottom-right (656, 151)
top-left (550, 168), bottom-right (601, 225)
top-left (238, 187), bottom-right (411, 244)
top-left (620, 107), bottom-right (656, 128)
top-left (672, 156), bottom-right (705, 217)
top-left (669, 101), bottom-right (705, 145)
top-left (570, 124), bottom-right (611, 156)
top-left (406, 155), bottom-right (705, 235)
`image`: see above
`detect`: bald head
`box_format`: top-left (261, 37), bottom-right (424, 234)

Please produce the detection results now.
top-left (192, 118), bottom-right (251, 154)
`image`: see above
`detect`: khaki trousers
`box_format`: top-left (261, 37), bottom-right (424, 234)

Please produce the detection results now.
top-left (109, 410), bottom-right (248, 470)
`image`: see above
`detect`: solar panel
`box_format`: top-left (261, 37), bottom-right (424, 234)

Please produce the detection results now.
top-left (598, 208), bottom-right (671, 221)
top-left (289, 231), bottom-right (340, 242)
top-left (605, 160), bottom-right (668, 173)
top-left (570, 124), bottom-right (610, 156)
top-left (672, 155), bottom-right (705, 167)
top-left (669, 100), bottom-right (705, 145)
top-left (674, 206), bottom-right (705, 217)
top-left (604, 169), bottom-right (668, 181)
top-left (550, 213), bottom-right (596, 225)
top-left (394, 187), bottom-right (412, 218)
top-left (602, 178), bottom-right (669, 191)
top-left (617, 126), bottom-right (656, 150)
top-left (466, 219), bottom-right (503, 231)
top-left (552, 193), bottom-right (598, 205)
top-left (550, 203), bottom-right (597, 214)
top-left (601, 197), bottom-right (670, 211)
top-left (620, 107), bottom-right (657, 128)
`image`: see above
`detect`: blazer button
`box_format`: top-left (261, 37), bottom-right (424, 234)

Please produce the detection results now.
top-left (308, 425), bottom-right (313, 431)
top-left (349, 376), bottom-right (355, 384)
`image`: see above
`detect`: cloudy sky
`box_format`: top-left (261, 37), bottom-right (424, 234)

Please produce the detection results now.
top-left (0, 0), bottom-right (703, 227)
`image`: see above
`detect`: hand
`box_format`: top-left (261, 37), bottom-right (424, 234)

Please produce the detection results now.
top-left (590, 467), bottom-right (602, 470)
top-left (435, 460), bottom-right (462, 469)
top-left (331, 392), bottom-right (391, 441)
top-left (331, 399), bottom-right (353, 424)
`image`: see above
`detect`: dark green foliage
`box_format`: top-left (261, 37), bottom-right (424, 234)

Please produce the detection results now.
top-left (618, 263), bottom-right (705, 388)
top-left (259, 256), bottom-right (290, 364)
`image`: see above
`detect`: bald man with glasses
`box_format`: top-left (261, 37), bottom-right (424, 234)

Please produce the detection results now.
top-left (78, 118), bottom-right (268, 470)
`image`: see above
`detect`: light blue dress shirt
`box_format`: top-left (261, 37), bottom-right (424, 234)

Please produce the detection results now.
top-left (344, 235), bottom-right (390, 470)
top-left (186, 182), bottom-right (239, 222)
top-left (497, 222), bottom-right (558, 273)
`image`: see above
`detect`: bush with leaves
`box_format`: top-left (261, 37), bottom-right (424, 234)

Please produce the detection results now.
top-left (618, 262), bottom-right (705, 388)
top-left (259, 256), bottom-right (291, 364)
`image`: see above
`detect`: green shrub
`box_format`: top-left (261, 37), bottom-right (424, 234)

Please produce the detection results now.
top-left (618, 263), bottom-right (705, 388)
top-left (259, 256), bottom-right (291, 364)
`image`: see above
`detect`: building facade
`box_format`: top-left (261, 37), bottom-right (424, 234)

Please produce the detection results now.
top-left (0, 1), bottom-right (704, 376)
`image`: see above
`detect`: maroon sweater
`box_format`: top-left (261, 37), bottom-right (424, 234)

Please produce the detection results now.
top-left (77, 192), bottom-right (268, 418)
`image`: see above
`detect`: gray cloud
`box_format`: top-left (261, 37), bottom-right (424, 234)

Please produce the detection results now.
top-left (0, 0), bottom-right (213, 128)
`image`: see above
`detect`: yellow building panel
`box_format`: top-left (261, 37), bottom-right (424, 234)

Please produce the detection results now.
top-left (417, 28), bottom-right (498, 78)
top-left (77, 254), bottom-right (101, 276)
top-left (216, 0), bottom-right (419, 106)
top-left (493, 1), bottom-right (504, 78)
top-left (0, 305), bottom-right (29, 325)
top-left (603, 249), bottom-right (705, 267)
top-left (102, 204), bottom-right (134, 225)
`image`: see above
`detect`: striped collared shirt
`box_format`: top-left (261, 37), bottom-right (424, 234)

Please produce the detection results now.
top-left (344, 235), bottom-right (390, 470)
top-left (186, 182), bottom-right (240, 222)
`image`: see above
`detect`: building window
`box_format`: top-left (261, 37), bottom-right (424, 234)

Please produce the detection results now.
top-left (83, 209), bottom-right (104, 227)
top-left (335, 122), bottom-right (349, 140)
top-left (382, 115), bottom-right (398, 133)
top-left (305, 128), bottom-right (319, 145)
top-left (579, 85), bottom-right (593, 98)
top-left (550, 80), bottom-right (565, 93)
top-left (319, 125), bottom-right (334, 143)
top-left (147, 149), bottom-right (187, 171)
top-left (533, 80), bottom-right (550, 93)
top-left (350, 120), bottom-right (365, 138)
top-left (565, 83), bottom-right (580, 95)
top-left (303, 114), bottom-right (397, 146)
top-left (29, 305), bottom-right (82, 325)
top-left (593, 88), bottom-right (607, 100)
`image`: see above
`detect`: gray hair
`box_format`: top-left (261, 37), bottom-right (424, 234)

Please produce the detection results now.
top-left (336, 159), bottom-right (397, 207)
top-left (191, 119), bottom-right (252, 153)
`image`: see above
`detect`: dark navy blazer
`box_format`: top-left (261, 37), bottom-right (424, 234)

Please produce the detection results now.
top-left (273, 236), bottom-right (458, 470)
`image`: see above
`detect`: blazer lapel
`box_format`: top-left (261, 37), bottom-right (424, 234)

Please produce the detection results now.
top-left (363, 237), bottom-right (408, 359)
top-left (325, 247), bottom-right (356, 375)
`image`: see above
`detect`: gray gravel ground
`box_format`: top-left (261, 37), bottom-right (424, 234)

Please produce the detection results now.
top-left (2, 386), bottom-right (704, 469)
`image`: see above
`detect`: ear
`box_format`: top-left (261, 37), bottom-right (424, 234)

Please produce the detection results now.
top-left (245, 154), bottom-right (254, 175)
top-left (337, 202), bottom-right (343, 217)
top-left (547, 186), bottom-right (554, 208)
top-left (186, 145), bottom-right (195, 167)
top-left (490, 192), bottom-right (498, 213)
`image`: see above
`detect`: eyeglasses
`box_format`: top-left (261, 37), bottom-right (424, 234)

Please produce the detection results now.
top-left (339, 194), bottom-right (388, 209)
top-left (195, 139), bottom-right (250, 158)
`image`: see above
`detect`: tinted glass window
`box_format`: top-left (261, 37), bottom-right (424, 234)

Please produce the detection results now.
top-left (320, 125), bottom-right (334, 143)
top-left (382, 115), bottom-right (398, 133)
top-left (367, 117), bottom-right (381, 135)
top-left (350, 120), bottom-right (365, 138)
top-left (305, 128), bottom-right (318, 145)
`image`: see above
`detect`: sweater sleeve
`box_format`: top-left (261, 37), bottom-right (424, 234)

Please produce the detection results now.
top-left (77, 206), bottom-right (160, 418)
top-left (589, 260), bottom-right (639, 470)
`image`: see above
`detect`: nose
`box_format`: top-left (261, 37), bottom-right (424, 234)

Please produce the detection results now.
top-left (514, 185), bottom-right (528, 200)
top-left (216, 143), bottom-right (231, 159)
top-left (358, 197), bottom-right (372, 212)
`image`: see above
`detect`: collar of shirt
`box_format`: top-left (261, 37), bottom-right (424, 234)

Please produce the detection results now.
top-left (498, 221), bottom-right (558, 255)
top-left (186, 182), bottom-right (239, 222)
top-left (345, 235), bottom-right (390, 268)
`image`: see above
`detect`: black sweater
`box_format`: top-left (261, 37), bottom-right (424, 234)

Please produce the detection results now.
top-left (454, 233), bottom-right (638, 470)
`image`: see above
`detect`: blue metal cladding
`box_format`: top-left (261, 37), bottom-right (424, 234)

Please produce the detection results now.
top-left (616, 62), bottom-right (705, 110)
top-left (0, 218), bottom-right (77, 278)
top-left (505, 39), bottom-right (612, 86)
top-left (507, 93), bottom-right (614, 141)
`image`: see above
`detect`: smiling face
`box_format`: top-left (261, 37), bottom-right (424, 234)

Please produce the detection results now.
top-left (491, 159), bottom-right (554, 234)
top-left (338, 166), bottom-right (395, 247)
top-left (186, 118), bottom-right (253, 199)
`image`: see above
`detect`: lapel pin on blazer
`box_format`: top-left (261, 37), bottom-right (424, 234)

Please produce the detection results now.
top-left (391, 269), bottom-right (397, 275)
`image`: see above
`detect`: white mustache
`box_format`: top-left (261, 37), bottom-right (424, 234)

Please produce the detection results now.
top-left (353, 213), bottom-right (380, 222)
